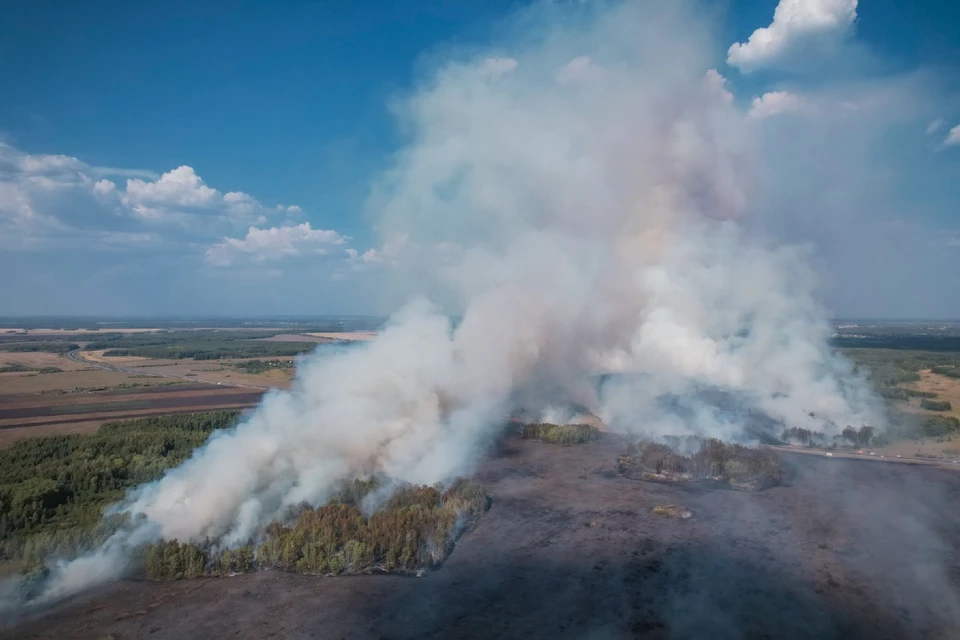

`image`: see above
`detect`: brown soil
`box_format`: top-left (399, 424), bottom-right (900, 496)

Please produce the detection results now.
top-left (5, 434), bottom-right (959, 639)
top-left (0, 390), bottom-right (263, 420)
top-left (0, 386), bottom-right (265, 446)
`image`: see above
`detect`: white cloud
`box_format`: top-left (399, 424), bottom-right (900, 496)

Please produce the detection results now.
top-left (206, 222), bottom-right (348, 266)
top-left (926, 119), bottom-right (944, 135)
top-left (944, 124), bottom-right (960, 148)
top-left (478, 57), bottom-right (518, 77)
top-left (122, 166), bottom-right (263, 221)
top-left (748, 91), bottom-right (805, 118)
top-left (0, 142), bottom-right (309, 253)
top-left (727, 0), bottom-right (858, 72)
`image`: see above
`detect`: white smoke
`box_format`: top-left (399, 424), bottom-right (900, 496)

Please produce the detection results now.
top-left (14, 0), bottom-right (885, 606)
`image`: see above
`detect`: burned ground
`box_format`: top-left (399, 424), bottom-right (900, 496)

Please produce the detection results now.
top-left (5, 434), bottom-right (960, 640)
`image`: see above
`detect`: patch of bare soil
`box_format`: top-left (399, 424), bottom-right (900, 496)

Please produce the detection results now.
top-left (6, 435), bottom-right (960, 639)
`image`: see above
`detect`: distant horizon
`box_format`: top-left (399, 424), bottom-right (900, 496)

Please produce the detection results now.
top-left (3, 315), bottom-right (960, 324)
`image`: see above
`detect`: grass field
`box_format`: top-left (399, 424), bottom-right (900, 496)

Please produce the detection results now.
top-left (0, 351), bottom-right (86, 372)
top-left (904, 370), bottom-right (960, 419)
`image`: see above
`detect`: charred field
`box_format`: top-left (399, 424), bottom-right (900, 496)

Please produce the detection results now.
top-left (7, 432), bottom-right (960, 640)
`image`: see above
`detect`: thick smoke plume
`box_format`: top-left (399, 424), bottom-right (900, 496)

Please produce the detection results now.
top-left (11, 0), bottom-right (884, 606)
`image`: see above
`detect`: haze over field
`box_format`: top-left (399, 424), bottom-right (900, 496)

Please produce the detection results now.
top-left (0, 0), bottom-right (921, 607)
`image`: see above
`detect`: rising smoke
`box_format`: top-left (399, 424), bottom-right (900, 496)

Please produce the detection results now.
top-left (10, 0), bottom-right (886, 606)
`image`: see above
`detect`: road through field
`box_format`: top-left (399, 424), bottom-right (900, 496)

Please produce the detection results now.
top-left (66, 350), bottom-right (270, 391)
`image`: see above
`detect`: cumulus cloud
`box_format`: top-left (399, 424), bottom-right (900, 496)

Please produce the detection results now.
top-left (944, 124), bottom-right (960, 147)
top-left (749, 91), bottom-right (805, 118)
top-left (0, 142), bottom-right (311, 254)
top-left (206, 222), bottom-right (348, 266)
top-left (113, 166), bottom-right (273, 223)
top-left (727, 0), bottom-right (858, 72)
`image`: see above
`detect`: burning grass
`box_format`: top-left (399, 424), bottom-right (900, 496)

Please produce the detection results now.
top-left (521, 423), bottom-right (600, 445)
top-left (617, 438), bottom-right (783, 491)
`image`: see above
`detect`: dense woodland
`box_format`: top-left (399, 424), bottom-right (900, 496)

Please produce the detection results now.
top-left (0, 342), bottom-right (79, 353)
top-left (0, 412), bottom-right (240, 569)
top-left (81, 331), bottom-right (323, 360)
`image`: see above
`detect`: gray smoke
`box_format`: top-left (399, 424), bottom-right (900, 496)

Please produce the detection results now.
top-left (13, 0), bottom-right (886, 606)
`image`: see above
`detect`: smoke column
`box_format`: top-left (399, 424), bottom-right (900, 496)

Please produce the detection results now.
top-left (14, 0), bottom-right (884, 605)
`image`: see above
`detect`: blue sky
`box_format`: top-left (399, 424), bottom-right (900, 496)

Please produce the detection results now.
top-left (1, 0), bottom-right (959, 317)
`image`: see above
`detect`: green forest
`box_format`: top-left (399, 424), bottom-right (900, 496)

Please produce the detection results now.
top-left (0, 342), bottom-right (79, 353)
top-left (0, 411), bottom-right (240, 569)
top-left (81, 331), bottom-right (322, 360)
top-left (0, 411), bottom-right (489, 583)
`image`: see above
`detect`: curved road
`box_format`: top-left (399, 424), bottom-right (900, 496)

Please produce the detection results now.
top-left (66, 349), bottom-right (271, 391)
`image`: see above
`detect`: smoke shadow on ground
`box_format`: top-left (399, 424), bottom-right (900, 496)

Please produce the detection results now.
top-left (5, 435), bottom-right (959, 639)
top-left (353, 542), bottom-right (909, 640)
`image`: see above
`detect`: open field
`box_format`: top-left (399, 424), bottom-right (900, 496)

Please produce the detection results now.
top-left (0, 385), bottom-right (263, 434)
top-left (0, 348), bottom-right (288, 447)
top-left (905, 370), bottom-right (960, 419)
top-left (0, 369), bottom-right (188, 395)
top-left (306, 331), bottom-right (378, 341)
top-left (6, 433), bottom-right (959, 639)
top-left (0, 351), bottom-right (87, 372)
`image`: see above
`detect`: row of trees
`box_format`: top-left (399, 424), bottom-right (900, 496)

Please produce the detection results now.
top-left (140, 478), bottom-right (489, 580)
top-left (0, 342), bottom-right (78, 353)
top-left (100, 342), bottom-right (315, 360)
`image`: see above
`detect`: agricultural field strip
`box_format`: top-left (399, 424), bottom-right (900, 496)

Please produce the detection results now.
top-left (66, 349), bottom-right (271, 390)
top-left (0, 391), bottom-right (263, 420)
top-left (0, 404), bottom-right (260, 431)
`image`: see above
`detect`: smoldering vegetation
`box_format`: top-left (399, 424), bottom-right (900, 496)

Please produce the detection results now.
top-left (617, 438), bottom-right (783, 491)
top-left (520, 422), bottom-right (601, 445)
top-left (140, 478), bottom-right (488, 581)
